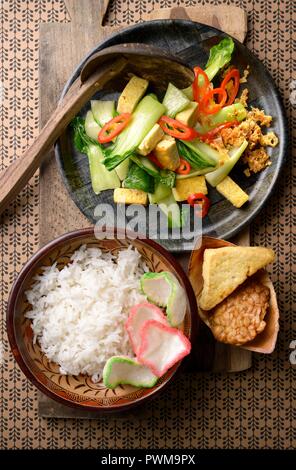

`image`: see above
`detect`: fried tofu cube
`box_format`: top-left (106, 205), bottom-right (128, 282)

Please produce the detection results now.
top-left (216, 176), bottom-right (249, 208)
top-left (154, 135), bottom-right (180, 171)
top-left (172, 175), bottom-right (208, 202)
top-left (117, 76), bottom-right (149, 114)
top-left (113, 188), bottom-right (148, 205)
top-left (137, 124), bottom-right (164, 156)
top-left (175, 102), bottom-right (198, 127)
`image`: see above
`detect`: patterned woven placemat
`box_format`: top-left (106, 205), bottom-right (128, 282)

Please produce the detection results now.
top-left (0, 0), bottom-right (295, 449)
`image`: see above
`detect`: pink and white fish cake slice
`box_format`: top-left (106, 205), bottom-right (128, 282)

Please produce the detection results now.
top-left (137, 320), bottom-right (191, 377)
top-left (125, 302), bottom-right (168, 356)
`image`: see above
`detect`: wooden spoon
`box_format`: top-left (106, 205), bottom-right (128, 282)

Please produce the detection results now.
top-left (0, 43), bottom-right (193, 214)
top-left (188, 236), bottom-right (279, 354)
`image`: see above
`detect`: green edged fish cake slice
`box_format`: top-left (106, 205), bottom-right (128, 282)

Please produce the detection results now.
top-left (140, 272), bottom-right (187, 327)
top-left (103, 356), bottom-right (158, 389)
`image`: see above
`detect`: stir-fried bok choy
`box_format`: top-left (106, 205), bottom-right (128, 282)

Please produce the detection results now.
top-left (103, 96), bottom-right (166, 172)
top-left (70, 35), bottom-right (278, 225)
top-left (72, 117), bottom-right (120, 194)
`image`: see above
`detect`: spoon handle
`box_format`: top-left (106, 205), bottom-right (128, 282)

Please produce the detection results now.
top-left (0, 58), bottom-right (126, 215)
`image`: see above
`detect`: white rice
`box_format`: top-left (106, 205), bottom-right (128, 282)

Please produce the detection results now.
top-left (25, 245), bottom-right (147, 382)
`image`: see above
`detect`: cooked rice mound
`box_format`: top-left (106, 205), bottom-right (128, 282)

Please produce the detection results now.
top-left (25, 245), bottom-right (147, 382)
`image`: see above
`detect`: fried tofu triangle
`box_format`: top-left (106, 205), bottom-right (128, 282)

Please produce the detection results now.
top-left (198, 246), bottom-right (275, 310)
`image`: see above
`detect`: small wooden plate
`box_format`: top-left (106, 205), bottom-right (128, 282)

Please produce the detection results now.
top-left (188, 236), bottom-right (279, 354)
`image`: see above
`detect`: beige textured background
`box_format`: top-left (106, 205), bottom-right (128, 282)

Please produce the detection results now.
top-left (0, 0), bottom-right (295, 449)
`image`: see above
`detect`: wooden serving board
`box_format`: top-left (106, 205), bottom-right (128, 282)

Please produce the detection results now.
top-left (38, 0), bottom-right (251, 418)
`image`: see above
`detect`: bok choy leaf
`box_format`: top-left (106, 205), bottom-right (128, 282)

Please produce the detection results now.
top-left (158, 169), bottom-right (176, 188)
top-left (123, 162), bottom-right (155, 193)
top-left (131, 155), bottom-right (176, 188)
top-left (72, 116), bottom-right (97, 153)
top-left (182, 37), bottom-right (235, 98)
top-left (206, 139), bottom-right (248, 187)
top-left (103, 95), bottom-right (166, 171)
top-left (71, 117), bottom-right (120, 194)
top-left (197, 103), bottom-right (247, 132)
top-left (162, 83), bottom-right (190, 117)
top-left (205, 37), bottom-right (235, 81)
top-left (177, 140), bottom-right (218, 171)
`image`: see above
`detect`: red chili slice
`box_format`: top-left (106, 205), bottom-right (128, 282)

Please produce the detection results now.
top-left (199, 87), bottom-right (227, 115)
top-left (176, 158), bottom-right (191, 175)
top-left (200, 120), bottom-right (240, 142)
top-left (147, 152), bottom-right (163, 169)
top-left (192, 66), bottom-right (211, 104)
top-left (158, 116), bottom-right (198, 141)
top-left (220, 68), bottom-right (240, 106)
top-left (187, 193), bottom-right (211, 218)
top-left (98, 113), bottom-right (131, 143)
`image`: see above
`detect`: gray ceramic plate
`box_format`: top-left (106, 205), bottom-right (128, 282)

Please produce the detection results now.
top-left (55, 20), bottom-right (287, 252)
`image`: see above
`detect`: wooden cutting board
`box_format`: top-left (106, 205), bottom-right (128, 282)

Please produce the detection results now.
top-left (38, 0), bottom-right (251, 418)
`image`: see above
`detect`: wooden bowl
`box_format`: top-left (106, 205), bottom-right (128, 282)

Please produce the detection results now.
top-left (188, 236), bottom-right (279, 354)
top-left (7, 227), bottom-right (198, 412)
